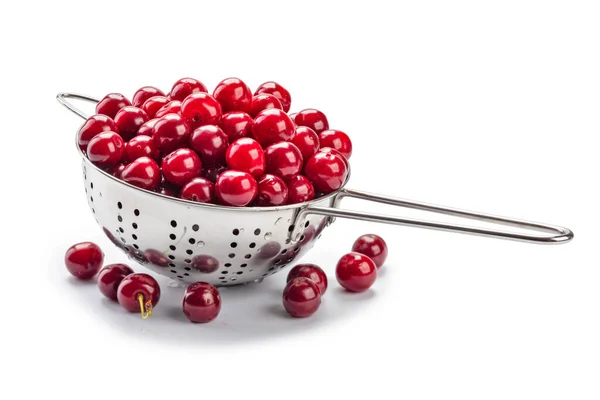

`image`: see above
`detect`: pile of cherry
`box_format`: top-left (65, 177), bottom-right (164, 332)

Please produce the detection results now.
top-left (79, 78), bottom-right (352, 206)
top-left (65, 234), bottom-right (387, 322)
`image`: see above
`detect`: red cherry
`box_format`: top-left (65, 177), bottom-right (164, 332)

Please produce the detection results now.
top-left (202, 165), bottom-right (228, 183)
top-left (285, 175), bottom-right (315, 204)
top-left (152, 113), bottom-right (191, 154)
top-left (215, 170), bottom-right (258, 207)
top-left (335, 252), bottom-right (377, 292)
top-left (304, 151), bottom-right (348, 193)
top-left (117, 273), bottom-right (161, 313)
top-left (157, 183), bottom-right (178, 197)
top-left (119, 156), bottom-right (161, 190)
top-left (183, 282), bottom-right (221, 323)
top-left (319, 129), bottom-right (352, 160)
top-left (290, 126), bottom-right (320, 162)
top-left (282, 277), bottom-right (321, 318)
top-left (64, 242), bottom-right (104, 280)
top-left (143, 249), bottom-right (170, 267)
top-left (256, 174), bottom-right (288, 206)
top-left (264, 141), bottom-right (303, 179)
top-left (96, 93), bottom-right (131, 119)
top-left (132, 86), bottom-right (165, 108)
top-left (255, 81), bottom-right (292, 113)
top-left (141, 96), bottom-right (169, 118)
top-left (189, 125), bottom-right (229, 167)
top-left (169, 77), bottom-right (208, 101)
top-left (287, 263), bottom-right (328, 294)
top-left (191, 255), bottom-right (219, 273)
top-left (107, 163), bottom-right (126, 177)
top-left (123, 135), bottom-right (159, 163)
top-left (155, 100), bottom-right (182, 118)
top-left (319, 147), bottom-right (349, 169)
top-left (219, 111), bottom-right (253, 142)
top-left (114, 106), bottom-right (149, 141)
top-left (225, 137), bottom-right (265, 177)
top-left (180, 177), bottom-right (214, 203)
top-left (181, 92), bottom-right (222, 129)
top-left (77, 115), bottom-right (117, 151)
top-left (213, 77), bottom-right (252, 113)
top-left (136, 118), bottom-right (159, 137)
top-left (351, 234), bottom-right (388, 268)
top-left (294, 108), bottom-right (329, 133)
top-left (248, 93), bottom-right (283, 118)
top-left (252, 109), bottom-right (295, 147)
top-left (87, 131), bottom-right (125, 167)
top-left (97, 264), bottom-right (134, 301)
top-left (162, 148), bottom-right (202, 186)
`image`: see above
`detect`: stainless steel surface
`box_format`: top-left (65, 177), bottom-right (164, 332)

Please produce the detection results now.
top-left (58, 92), bottom-right (574, 285)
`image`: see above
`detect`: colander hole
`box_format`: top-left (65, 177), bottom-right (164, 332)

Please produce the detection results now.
top-left (249, 242), bottom-right (256, 248)
top-left (184, 259), bottom-right (191, 264)
top-left (169, 245), bottom-right (176, 251)
top-left (99, 192), bottom-right (102, 197)
top-left (117, 202), bottom-right (122, 209)
top-left (134, 209), bottom-right (140, 216)
top-left (240, 263), bottom-right (247, 268)
top-left (90, 182), bottom-right (94, 189)
top-left (224, 263), bottom-right (231, 267)
top-left (269, 267), bottom-right (275, 271)
top-left (237, 271), bottom-right (243, 275)
top-left (305, 221), bottom-right (310, 227)
top-left (170, 220), bottom-right (177, 228)
top-left (169, 234), bottom-right (176, 240)
top-left (287, 257), bottom-right (293, 262)
top-left (132, 223), bottom-right (138, 229)
top-left (168, 255), bottom-right (175, 260)
top-left (288, 225), bottom-right (295, 232)
top-left (90, 196), bottom-right (94, 202)
top-left (221, 271), bottom-right (228, 274)
top-left (300, 235), bottom-right (305, 241)
top-left (177, 275), bottom-right (183, 279)
top-left (189, 238), bottom-right (195, 244)
top-left (169, 263), bottom-right (175, 268)
top-left (233, 229), bottom-right (240, 235)
top-left (184, 267), bottom-right (191, 271)
top-left (186, 250), bottom-right (193, 255)
top-left (279, 265), bottom-right (286, 269)
top-left (254, 228), bottom-right (261, 235)
top-left (117, 215), bottom-right (122, 222)
top-left (92, 208), bottom-right (95, 214)
top-left (317, 234), bottom-right (322, 239)
top-left (132, 234), bottom-right (138, 240)
top-left (244, 254), bottom-right (252, 259)
top-left (228, 253), bottom-right (235, 258)
top-left (294, 247), bottom-right (299, 253)
top-left (281, 249), bottom-right (287, 254)
top-left (170, 270), bottom-right (177, 273)
top-left (85, 188), bottom-right (87, 193)
top-left (133, 244), bottom-right (139, 250)
top-left (218, 276), bottom-right (225, 280)
top-left (184, 273), bottom-right (189, 276)
top-left (119, 227), bottom-right (124, 233)
top-left (192, 224), bottom-right (199, 231)
top-left (230, 242), bottom-right (237, 248)
top-left (274, 259), bottom-right (281, 264)
top-left (231, 277), bottom-right (237, 282)
top-left (120, 237), bottom-right (126, 243)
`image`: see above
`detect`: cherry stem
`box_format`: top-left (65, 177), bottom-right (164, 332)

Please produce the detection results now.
top-left (137, 294), bottom-right (152, 319)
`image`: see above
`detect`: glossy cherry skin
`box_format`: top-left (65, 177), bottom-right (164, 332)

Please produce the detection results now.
top-left (248, 93), bottom-right (283, 118)
top-left (226, 137), bottom-right (265, 177)
top-left (189, 125), bottom-right (229, 167)
top-left (107, 163), bottom-right (126, 177)
top-left (152, 113), bottom-right (191, 154)
top-left (87, 131), bottom-right (125, 167)
top-left (180, 177), bottom-right (214, 203)
top-left (304, 151), bottom-right (348, 193)
top-left (215, 170), bottom-right (258, 206)
top-left (155, 100), bottom-right (182, 118)
top-left (202, 165), bottom-right (228, 183)
top-left (255, 174), bottom-right (288, 206)
top-left (119, 156), bottom-right (161, 190)
top-left (294, 108), bottom-right (329, 133)
top-left (319, 129), bottom-right (352, 160)
top-left (351, 234), bottom-right (388, 268)
top-left (114, 106), bottom-right (149, 141)
top-left (132, 86), bottom-right (165, 108)
top-left (64, 242), bottom-right (104, 280)
top-left (96, 93), bottom-right (131, 119)
top-left (213, 77), bottom-right (252, 113)
top-left (252, 109), bottom-right (295, 147)
top-left (255, 81), bottom-right (292, 112)
top-left (287, 263), bottom-right (328, 294)
top-left (181, 92), bottom-right (222, 129)
top-left (283, 277), bottom-right (321, 318)
top-left (191, 255), bottom-right (219, 273)
top-left (142, 96), bottom-right (169, 118)
top-left (123, 135), bottom-right (159, 163)
top-left (219, 111), bottom-right (253, 142)
top-left (78, 115), bottom-right (118, 150)
top-left (264, 141), bottom-right (303, 179)
top-left (117, 273), bottom-right (161, 313)
top-left (285, 175), bottom-right (315, 204)
top-left (157, 183), bottom-right (178, 197)
top-left (290, 126), bottom-right (320, 162)
top-left (336, 252), bottom-right (377, 292)
top-left (319, 147), bottom-right (349, 169)
top-left (136, 118), bottom-right (159, 137)
top-left (183, 282), bottom-right (221, 323)
top-left (169, 77), bottom-right (208, 101)
top-left (162, 148), bottom-right (202, 186)
top-left (97, 264), bottom-right (134, 301)
top-left (143, 249), bottom-right (170, 267)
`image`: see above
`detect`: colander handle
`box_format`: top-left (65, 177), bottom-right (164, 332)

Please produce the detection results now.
top-left (291, 188), bottom-right (573, 244)
top-left (56, 93), bottom-right (99, 120)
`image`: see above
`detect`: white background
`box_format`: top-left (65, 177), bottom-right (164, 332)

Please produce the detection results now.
top-left (1, 1), bottom-right (598, 399)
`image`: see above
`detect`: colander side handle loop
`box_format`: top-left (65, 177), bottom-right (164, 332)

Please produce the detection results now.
top-left (56, 93), bottom-right (100, 120)
top-left (290, 189), bottom-right (573, 244)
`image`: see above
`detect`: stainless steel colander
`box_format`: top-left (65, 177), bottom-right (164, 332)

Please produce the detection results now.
top-left (57, 93), bottom-right (573, 286)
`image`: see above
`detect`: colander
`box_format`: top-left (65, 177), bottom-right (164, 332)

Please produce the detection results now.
top-left (57, 93), bottom-right (574, 286)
